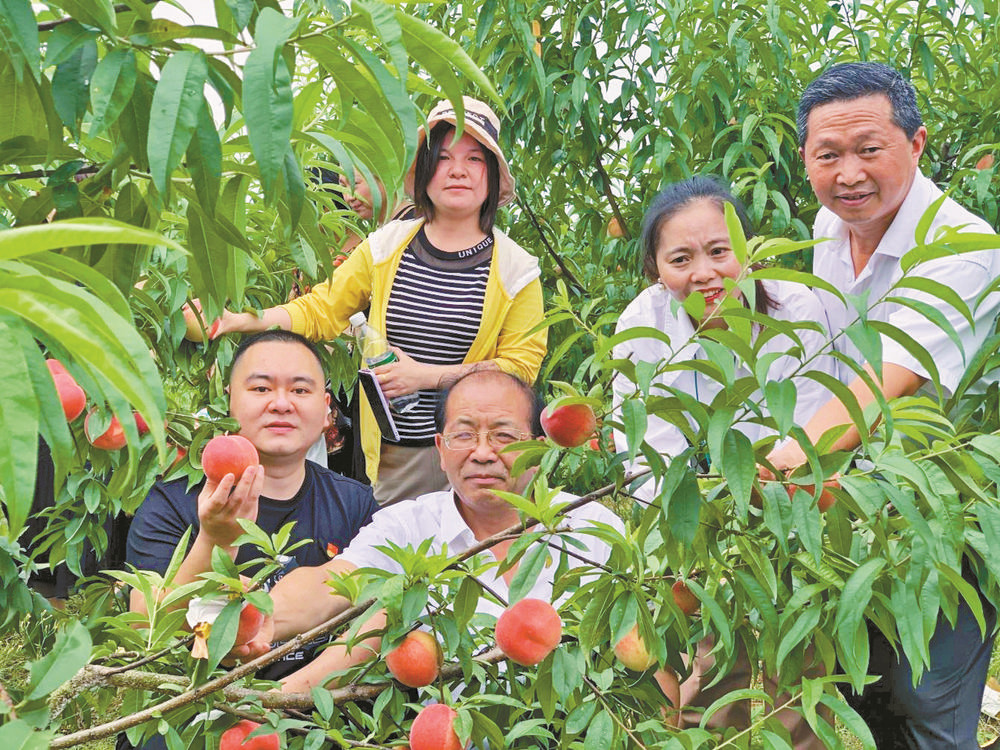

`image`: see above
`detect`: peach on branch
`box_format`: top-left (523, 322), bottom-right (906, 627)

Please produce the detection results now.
top-left (409, 704), bottom-right (465, 750)
top-left (182, 302), bottom-right (220, 343)
top-left (495, 597), bottom-right (562, 666)
top-left (385, 630), bottom-right (443, 688)
top-left (52, 374), bottom-right (86, 421)
top-left (613, 624), bottom-right (656, 671)
top-left (85, 410), bottom-right (127, 451)
top-left (540, 401), bottom-right (597, 448)
top-left (787, 478), bottom-right (838, 512)
top-left (219, 720), bottom-right (279, 750)
top-left (234, 602), bottom-right (265, 648)
top-left (671, 579), bottom-right (699, 616)
top-left (201, 434), bottom-right (259, 484)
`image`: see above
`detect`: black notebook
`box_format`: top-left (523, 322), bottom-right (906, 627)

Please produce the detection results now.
top-left (357, 369), bottom-right (400, 442)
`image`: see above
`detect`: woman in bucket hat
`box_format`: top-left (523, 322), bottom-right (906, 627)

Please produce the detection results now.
top-left (216, 97), bottom-right (546, 502)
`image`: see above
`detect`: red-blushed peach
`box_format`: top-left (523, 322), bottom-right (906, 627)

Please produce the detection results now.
top-left (52, 374), bottom-right (86, 421)
top-left (409, 704), bottom-right (465, 750)
top-left (495, 598), bottom-right (562, 666)
top-left (182, 303), bottom-right (220, 343)
top-left (540, 402), bottom-right (597, 448)
top-left (201, 434), bottom-right (259, 484)
top-left (234, 602), bottom-right (264, 648)
top-left (787, 479), bottom-right (838, 512)
top-left (219, 720), bottom-right (279, 750)
top-left (85, 410), bottom-right (127, 450)
top-left (385, 630), bottom-right (443, 688)
top-left (45, 358), bottom-right (69, 377)
top-left (671, 579), bottom-right (699, 616)
top-left (613, 624), bottom-right (656, 671)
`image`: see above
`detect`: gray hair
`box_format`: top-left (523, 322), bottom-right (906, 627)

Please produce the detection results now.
top-left (797, 62), bottom-right (923, 145)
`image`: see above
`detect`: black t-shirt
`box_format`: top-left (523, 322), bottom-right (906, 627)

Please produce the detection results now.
top-left (126, 461), bottom-right (378, 682)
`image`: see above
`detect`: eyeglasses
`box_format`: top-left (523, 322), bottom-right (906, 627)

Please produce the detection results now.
top-left (441, 429), bottom-right (532, 450)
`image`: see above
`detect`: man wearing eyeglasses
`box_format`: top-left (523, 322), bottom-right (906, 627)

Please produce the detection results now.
top-left (250, 368), bottom-right (623, 694)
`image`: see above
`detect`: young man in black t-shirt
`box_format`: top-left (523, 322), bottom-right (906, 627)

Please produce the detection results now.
top-left (120, 331), bottom-right (377, 750)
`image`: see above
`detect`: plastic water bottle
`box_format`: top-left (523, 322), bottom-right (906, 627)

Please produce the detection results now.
top-left (349, 312), bottom-right (419, 414)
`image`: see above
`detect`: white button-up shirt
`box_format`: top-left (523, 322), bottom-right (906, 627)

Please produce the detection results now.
top-left (612, 279), bottom-right (836, 498)
top-left (813, 171), bottom-right (998, 393)
top-left (340, 490), bottom-right (624, 619)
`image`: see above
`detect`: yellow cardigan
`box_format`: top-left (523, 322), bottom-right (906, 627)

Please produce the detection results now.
top-left (281, 218), bottom-right (547, 485)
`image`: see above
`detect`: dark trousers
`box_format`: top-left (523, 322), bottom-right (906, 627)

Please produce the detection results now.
top-left (843, 593), bottom-right (996, 749)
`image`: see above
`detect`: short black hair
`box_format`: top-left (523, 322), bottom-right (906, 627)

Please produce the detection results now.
top-left (412, 121), bottom-right (500, 234)
top-left (797, 62), bottom-right (923, 145)
top-left (307, 165), bottom-right (350, 211)
top-left (434, 369), bottom-right (543, 437)
top-left (230, 330), bottom-right (326, 382)
top-left (640, 175), bottom-right (777, 315)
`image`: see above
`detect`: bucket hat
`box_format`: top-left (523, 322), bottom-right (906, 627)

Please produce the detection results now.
top-left (406, 96), bottom-right (515, 207)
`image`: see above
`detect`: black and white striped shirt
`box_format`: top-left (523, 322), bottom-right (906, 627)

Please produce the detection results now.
top-left (384, 227), bottom-right (492, 444)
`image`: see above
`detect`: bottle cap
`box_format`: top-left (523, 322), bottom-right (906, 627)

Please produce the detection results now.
top-left (348, 312), bottom-right (367, 327)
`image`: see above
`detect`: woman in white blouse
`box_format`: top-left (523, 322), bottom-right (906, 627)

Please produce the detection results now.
top-left (613, 175), bottom-right (835, 494)
top-left (611, 176), bottom-right (833, 747)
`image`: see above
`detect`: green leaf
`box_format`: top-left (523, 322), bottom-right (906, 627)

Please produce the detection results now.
top-left (147, 50), bottom-right (209, 196)
top-left (52, 38), bottom-right (97, 138)
top-left (53, 0), bottom-right (117, 37)
top-left (0, 0), bottom-right (40, 81)
top-left (282, 146), bottom-right (305, 231)
top-left (0, 54), bottom-right (49, 144)
top-left (663, 464), bottom-right (702, 546)
top-left (721, 428), bottom-right (755, 514)
top-left (396, 12), bottom-right (501, 109)
top-left (0, 218), bottom-right (186, 260)
top-left (620, 398), bottom-right (647, 461)
top-left (186, 99), bottom-right (222, 217)
top-left (243, 7), bottom-right (298, 200)
top-left (819, 693), bottom-right (876, 749)
top-left (0, 318), bottom-right (40, 535)
top-left (583, 709), bottom-right (613, 750)
top-left (508, 542), bottom-right (550, 603)
top-left (763, 378), bottom-right (797, 435)
top-left (834, 559), bottom-right (885, 687)
top-left (0, 719), bottom-right (53, 748)
top-left (88, 47), bottom-right (137, 137)
top-left (26, 620), bottom-right (92, 700)
top-left (205, 598), bottom-right (240, 672)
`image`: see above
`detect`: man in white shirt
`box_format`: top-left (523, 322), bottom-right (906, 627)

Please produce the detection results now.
top-left (770, 61), bottom-right (998, 749)
top-left (259, 369), bottom-right (625, 694)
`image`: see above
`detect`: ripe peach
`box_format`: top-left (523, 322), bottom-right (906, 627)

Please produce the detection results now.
top-left (613, 625), bottom-right (656, 671)
top-left (52, 373), bottom-right (86, 421)
top-left (234, 602), bottom-right (264, 647)
top-left (182, 303), bottom-right (220, 343)
top-left (409, 704), bottom-right (464, 750)
top-left (976, 153), bottom-right (995, 170)
top-left (607, 216), bottom-right (624, 238)
top-left (165, 444), bottom-right (188, 474)
top-left (134, 412), bottom-right (150, 435)
top-left (46, 358), bottom-right (69, 377)
top-left (671, 580), bottom-right (699, 616)
top-left (201, 434), bottom-right (259, 484)
top-left (540, 402), bottom-right (597, 448)
top-left (385, 630), bottom-right (443, 688)
top-left (787, 479), bottom-right (838, 512)
top-left (219, 720), bottom-right (279, 750)
top-left (495, 598), bottom-right (562, 666)
top-left (85, 410), bottom-right (127, 450)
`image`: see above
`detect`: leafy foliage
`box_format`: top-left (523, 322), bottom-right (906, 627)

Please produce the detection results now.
top-left (1, 1), bottom-right (1000, 748)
